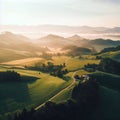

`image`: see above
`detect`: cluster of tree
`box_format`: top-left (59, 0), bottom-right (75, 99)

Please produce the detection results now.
top-left (84, 58), bottom-right (120, 75)
top-left (99, 45), bottom-right (120, 54)
top-left (50, 68), bottom-right (68, 78)
top-left (84, 63), bottom-right (98, 72)
top-left (89, 39), bottom-right (120, 46)
top-left (74, 74), bottom-right (81, 80)
top-left (62, 45), bottom-right (93, 57)
top-left (96, 56), bottom-right (102, 60)
top-left (11, 79), bottom-right (100, 120)
top-left (98, 58), bottom-right (120, 75)
top-left (68, 47), bottom-right (92, 56)
top-left (27, 62), bottom-right (68, 78)
top-left (0, 70), bottom-right (21, 82)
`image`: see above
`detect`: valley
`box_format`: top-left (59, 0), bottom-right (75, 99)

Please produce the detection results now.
top-left (0, 32), bottom-right (120, 120)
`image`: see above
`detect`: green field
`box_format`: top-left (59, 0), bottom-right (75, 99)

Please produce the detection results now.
top-left (75, 70), bottom-right (90, 76)
top-left (1, 56), bottom-right (100, 71)
top-left (99, 50), bottom-right (120, 61)
top-left (0, 66), bottom-right (72, 117)
top-left (52, 72), bottom-right (76, 103)
top-left (1, 55), bottom-right (120, 120)
top-left (90, 71), bottom-right (120, 92)
top-left (65, 57), bottom-right (100, 71)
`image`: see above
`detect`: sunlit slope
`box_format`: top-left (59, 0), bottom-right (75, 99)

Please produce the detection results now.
top-left (0, 32), bottom-right (49, 63)
top-left (0, 68), bottom-right (70, 115)
top-left (99, 50), bottom-right (120, 61)
top-left (65, 57), bottom-right (100, 71)
top-left (51, 72), bottom-right (75, 103)
top-left (2, 58), bottom-right (43, 66)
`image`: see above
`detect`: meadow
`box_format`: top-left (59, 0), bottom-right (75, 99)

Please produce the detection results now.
top-left (0, 54), bottom-right (119, 120)
top-left (99, 50), bottom-right (120, 61)
top-left (0, 66), bottom-right (72, 118)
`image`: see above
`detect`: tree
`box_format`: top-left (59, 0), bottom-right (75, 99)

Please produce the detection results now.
top-left (0, 70), bottom-right (21, 82)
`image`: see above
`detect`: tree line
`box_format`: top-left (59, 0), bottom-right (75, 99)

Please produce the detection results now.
top-left (0, 70), bottom-right (21, 82)
top-left (84, 58), bottom-right (120, 75)
top-left (26, 62), bottom-right (68, 78)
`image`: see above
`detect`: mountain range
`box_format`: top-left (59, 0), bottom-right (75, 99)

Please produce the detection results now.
top-left (0, 25), bottom-right (120, 35)
top-left (0, 32), bottom-right (120, 62)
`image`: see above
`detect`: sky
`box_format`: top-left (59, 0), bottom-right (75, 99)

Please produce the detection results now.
top-left (0, 0), bottom-right (120, 27)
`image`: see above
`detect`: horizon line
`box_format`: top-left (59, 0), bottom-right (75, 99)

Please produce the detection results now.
top-left (0, 24), bottom-right (119, 28)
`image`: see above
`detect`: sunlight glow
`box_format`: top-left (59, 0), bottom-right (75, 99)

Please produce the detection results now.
top-left (0, 0), bottom-right (120, 27)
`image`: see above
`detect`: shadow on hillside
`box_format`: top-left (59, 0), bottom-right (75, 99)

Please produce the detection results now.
top-left (21, 75), bottom-right (39, 83)
top-left (0, 76), bottom-right (39, 114)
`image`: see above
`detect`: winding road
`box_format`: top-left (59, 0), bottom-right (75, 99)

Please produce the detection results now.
top-left (35, 70), bottom-right (77, 110)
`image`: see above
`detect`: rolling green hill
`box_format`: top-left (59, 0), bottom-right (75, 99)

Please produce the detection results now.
top-left (90, 71), bottom-right (120, 92)
top-left (98, 50), bottom-right (120, 61)
top-left (0, 67), bottom-right (71, 118)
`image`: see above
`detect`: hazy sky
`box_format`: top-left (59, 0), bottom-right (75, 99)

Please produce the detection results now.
top-left (0, 0), bottom-right (120, 27)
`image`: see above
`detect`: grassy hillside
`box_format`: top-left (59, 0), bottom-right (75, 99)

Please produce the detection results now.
top-left (2, 58), bottom-right (44, 66)
top-left (0, 32), bottom-right (49, 63)
top-left (90, 71), bottom-right (120, 92)
top-left (65, 57), bottom-right (100, 71)
top-left (0, 48), bottom-right (34, 63)
top-left (99, 50), bottom-right (120, 61)
top-left (51, 72), bottom-right (76, 103)
top-left (0, 67), bottom-right (71, 117)
top-left (73, 70), bottom-right (120, 120)
top-left (93, 86), bottom-right (120, 120)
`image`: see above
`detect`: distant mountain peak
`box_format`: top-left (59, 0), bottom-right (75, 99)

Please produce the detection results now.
top-left (68, 34), bottom-right (85, 41)
top-left (41, 34), bottom-right (65, 40)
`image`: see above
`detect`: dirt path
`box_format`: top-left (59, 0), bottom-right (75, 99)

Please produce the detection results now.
top-left (35, 70), bottom-right (77, 110)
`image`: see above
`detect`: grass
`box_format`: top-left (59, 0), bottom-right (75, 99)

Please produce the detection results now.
top-left (52, 86), bottom-right (74, 103)
top-left (99, 50), bottom-right (120, 61)
top-left (50, 56), bottom-right (70, 65)
top-left (65, 57), bottom-right (100, 71)
top-left (1, 55), bottom-right (100, 72)
top-left (0, 48), bottom-right (32, 63)
top-left (1, 55), bottom-right (120, 120)
top-left (0, 67), bottom-right (71, 117)
top-left (2, 57), bottom-right (43, 66)
top-left (51, 72), bottom-right (75, 103)
top-left (75, 70), bottom-right (90, 76)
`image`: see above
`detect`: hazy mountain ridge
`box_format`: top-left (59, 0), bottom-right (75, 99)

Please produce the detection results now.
top-left (89, 38), bottom-right (120, 45)
top-left (38, 34), bottom-right (120, 51)
top-left (0, 32), bottom-right (49, 62)
top-left (0, 32), bottom-right (120, 62)
top-left (0, 25), bottom-right (120, 34)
